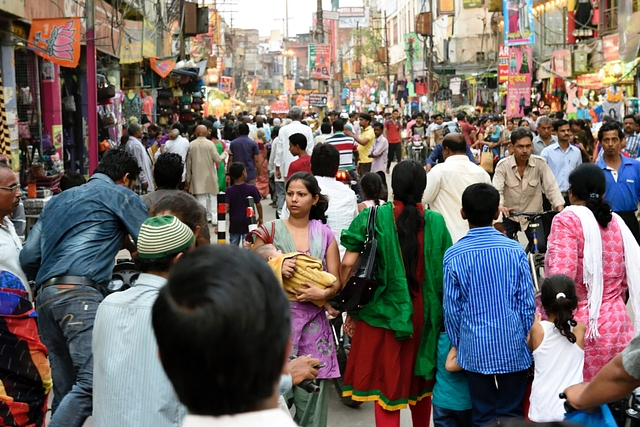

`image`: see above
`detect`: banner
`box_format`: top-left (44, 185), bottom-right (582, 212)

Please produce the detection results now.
top-left (284, 79), bottom-right (295, 95)
top-left (149, 58), bottom-right (176, 78)
top-left (28, 18), bottom-right (81, 68)
top-left (220, 76), bottom-right (233, 93)
top-left (552, 49), bottom-right (572, 78)
top-left (404, 33), bottom-right (423, 70)
top-left (506, 46), bottom-right (532, 117)
top-left (309, 44), bottom-right (331, 80)
top-left (498, 45), bottom-right (509, 83)
top-left (463, 0), bottom-right (483, 8)
top-left (503, 0), bottom-right (534, 46)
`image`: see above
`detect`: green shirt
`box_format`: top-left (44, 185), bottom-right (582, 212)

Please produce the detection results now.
top-left (341, 202), bottom-right (452, 379)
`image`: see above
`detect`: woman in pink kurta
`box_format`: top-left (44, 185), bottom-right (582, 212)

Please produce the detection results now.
top-left (545, 164), bottom-right (634, 381)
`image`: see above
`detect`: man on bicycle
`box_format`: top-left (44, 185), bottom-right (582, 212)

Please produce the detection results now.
top-left (492, 127), bottom-right (564, 242)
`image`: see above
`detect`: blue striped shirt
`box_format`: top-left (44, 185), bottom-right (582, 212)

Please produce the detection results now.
top-left (443, 227), bottom-right (535, 375)
top-left (93, 273), bottom-right (186, 427)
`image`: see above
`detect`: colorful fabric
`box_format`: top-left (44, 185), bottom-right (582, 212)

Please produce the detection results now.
top-left (215, 141), bottom-right (226, 191)
top-left (0, 271), bottom-right (51, 426)
top-left (264, 219), bottom-right (340, 380)
top-left (341, 202), bottom-right (452, 409)
top-left (546, 210), bottom-right (633, 381)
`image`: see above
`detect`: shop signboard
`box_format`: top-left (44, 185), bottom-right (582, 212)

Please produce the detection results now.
top-left (256, 89), bottom-right (282, 96)
top-left (552, 49), bottom-right (572, 78)
top-left (463, 0), bottom-right (483, 8)
top-left (503, 0), bottom-right (535, 46)
top-left (351, 79), bottom-right (361, 88)
top-left (576, 73), bottom-right (603, 90)
top-left (603, 34), bottom-right (620, 63)
top-left (498, 45), bottom-right (509, 83)
top-left (284, 80), bottom-right (295, 95)
top-left (219, 76), bottom-right (233, 93)
top-left (338, 7), bottom-right (369, 28)
top-left (28, 18), bottom-right (82, 67)
top-left (309, 44), bottom-right (331, 80)
top-left (505, 46), bottom-right (532, 117)
top-left (438, 0), bottom-right (454, 14)
top-left (309, 93), bottom-right (328, 107)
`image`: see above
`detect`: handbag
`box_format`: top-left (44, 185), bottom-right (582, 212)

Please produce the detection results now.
top-left (101, 111), bottom-right (116, 127)
top-left (171, 88), bottom-right (183, 97)
top-left (157, 88), bottom-right (172, 99)
top-left (157, 98), bottom-right (173, 108)
top-left (337, 206), bottom-right (379, 311)
top-left (97, 84), bottom-right (116, 102)
top-left (179, 95), bottom-right (192, 105)
top-left (63, 95), bottom-right (76, 112)
top-left (191, 102), bottom-right (201, 111)
top-left (480, 147), bottom-right (494, 173)
top-left (192, 91), bottom-right (203, 99)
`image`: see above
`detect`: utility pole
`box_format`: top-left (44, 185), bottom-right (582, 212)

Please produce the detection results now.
top-left (86, 0), bottom-right (98, 173)
top-left (179, 0), bottom-right (186, 60)
top-left (384, 11), bottom-right (390, 108)
top-left (316, 0), bottom-right (326, 118)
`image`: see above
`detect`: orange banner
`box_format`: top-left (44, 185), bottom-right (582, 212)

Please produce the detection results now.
top-left (149, 58), bottom-right (176, 78)
top-left (28, 18), bottom-right (81, 68)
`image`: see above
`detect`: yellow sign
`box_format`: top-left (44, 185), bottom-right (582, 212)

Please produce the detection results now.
top-left (52, 125), bottom-right (62, 150)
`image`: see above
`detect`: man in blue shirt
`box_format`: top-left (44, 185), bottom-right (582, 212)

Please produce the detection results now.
top-left (20, 149), bottom-right (148, 427)
top-left (443, 183), bottom-right (535, 427)
top-left (229, 123), bottom-right (260, 184)
top-left (425, 135), bottom-right (477, 171)
top-left (596, 121), bottom-right (640, 242)
top-left (541, 119), bottom-right (582, 206)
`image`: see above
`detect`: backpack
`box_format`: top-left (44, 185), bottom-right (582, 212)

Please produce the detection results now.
top-left (442, 121), bottom-right (461, 136)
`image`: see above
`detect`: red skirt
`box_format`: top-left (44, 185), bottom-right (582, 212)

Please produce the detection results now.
top-left (342, 285), bottom-right (433, 410)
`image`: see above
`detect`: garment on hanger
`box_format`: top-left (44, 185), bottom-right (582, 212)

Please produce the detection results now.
top-left (573, 0), bottom-right (595, 37)
top-left (142, 95), bottom-right (155, 124)
top-left (122, 92), bottom-right (143, 122)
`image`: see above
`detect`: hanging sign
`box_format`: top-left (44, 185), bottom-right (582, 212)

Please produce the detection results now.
top-left (28, 18), bottom-right (81, 68)
top-left (149, 58), bottom-right (176, 78)
top-left (505, 46), bottom-right (532, 117)
top-left (498, 45), bottom-right (509, 83)
top-left (503, 0), bottom-right (534, 46)
top-left (309, 44), bottom-right (331, 80)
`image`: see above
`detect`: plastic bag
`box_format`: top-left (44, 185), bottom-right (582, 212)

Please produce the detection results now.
top-left (564, 404), bottom-right (618, 427)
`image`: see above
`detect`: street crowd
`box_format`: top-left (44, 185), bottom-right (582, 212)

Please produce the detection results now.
top-left (0, 104), bottom-right (639, 427)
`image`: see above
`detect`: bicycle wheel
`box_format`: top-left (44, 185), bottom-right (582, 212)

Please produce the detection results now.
top-left (330, 315), bottom-right (363, 408)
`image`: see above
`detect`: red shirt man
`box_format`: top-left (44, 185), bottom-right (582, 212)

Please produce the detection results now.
top-left (286, 133), bottom-right (311, 179)
top-left (457, 112), bottom-right (476, 146)
top-left (384, 110), bottom-right (402, 144)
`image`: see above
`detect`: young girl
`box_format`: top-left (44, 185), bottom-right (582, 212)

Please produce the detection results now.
top-left (358, 172), bottom-right (387, 212)
top-left (528, 274), bottom-right (585, 422)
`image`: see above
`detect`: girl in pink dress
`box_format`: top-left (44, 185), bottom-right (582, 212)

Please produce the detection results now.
top-left (545, 164), bottom-right (637, 381)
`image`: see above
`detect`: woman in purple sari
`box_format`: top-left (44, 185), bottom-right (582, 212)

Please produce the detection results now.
top-left (252, 172), bottom-right (341, 427)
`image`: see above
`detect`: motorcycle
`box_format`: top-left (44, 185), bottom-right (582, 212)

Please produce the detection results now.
top-left (107, 258), bottom-right (140, 294)
top-left (409, 135), bottom-right (427, 165)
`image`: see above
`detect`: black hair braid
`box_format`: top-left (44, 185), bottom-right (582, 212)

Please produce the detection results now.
top-left (309, 194), bottom-right (329, 224)
top-left (585, 197), bottom-right (613, 228)
top-left (396, 202), bottom-right (424, 292)
top-left (551, 298), bottom-right (578, 343)
top-left (540, 274), bottom-right (579, 344)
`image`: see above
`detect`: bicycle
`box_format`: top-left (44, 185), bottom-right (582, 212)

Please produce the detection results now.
top-left (508, 210), bottom-right (558, 293)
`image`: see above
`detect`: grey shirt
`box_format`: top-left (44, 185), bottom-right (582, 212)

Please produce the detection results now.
top-left (532, 134), bottom-right (558, 156)
top-left (623, 335), bottom-right (640, 380)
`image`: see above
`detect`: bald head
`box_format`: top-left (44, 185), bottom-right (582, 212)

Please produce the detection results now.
top-left (442, 133), bottom-right (467, 155)
top-left (169, 129), bottom-right (180, 140)
top-left (195, 125), bottom-right (208, 138)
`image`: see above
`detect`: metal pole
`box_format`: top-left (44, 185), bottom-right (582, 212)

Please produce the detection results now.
top-left (217, 192), bottom-right (226, 244)
top-left (86, 0), bottom-right (99, 172)
top-left (384, 11), bottom-right (390, 108)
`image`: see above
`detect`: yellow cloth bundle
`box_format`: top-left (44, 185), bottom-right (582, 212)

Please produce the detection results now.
top-left (268, 252), bottom-right (336, 307)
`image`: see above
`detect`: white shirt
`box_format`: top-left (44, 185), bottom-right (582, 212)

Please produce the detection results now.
top-left (274, 121), bottom-right (314, 182)
top-left (423, 155), bottom-right (491, 243)
top-left (0, 217), bottom-right (29, 292)
top-left (125, 136), bottom-right (155, 191)
top-left (282, 176), bottom-right (358, 259)
top-left (181, 409), bottom-right (298, 427)
top-left (161, 135), bottom-right (190, 180)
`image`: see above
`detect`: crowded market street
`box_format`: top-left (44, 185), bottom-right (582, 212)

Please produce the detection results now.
top-left (1, 0), bottom-right (640, 426)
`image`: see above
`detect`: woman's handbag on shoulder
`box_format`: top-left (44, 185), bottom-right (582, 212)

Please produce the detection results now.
top-left (337, 206), bottom-right (379, 312)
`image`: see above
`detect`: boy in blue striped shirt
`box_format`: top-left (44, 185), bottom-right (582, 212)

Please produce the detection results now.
top-left (443, 183), bottom-right (535, 427)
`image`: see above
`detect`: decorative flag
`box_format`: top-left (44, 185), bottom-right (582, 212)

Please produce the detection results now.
top-left (28, 18), bottom-right (81, 67)
top-left (149, 58), bottom-right (176, 78)
top-left (503, 0), bottom-right (534, 46)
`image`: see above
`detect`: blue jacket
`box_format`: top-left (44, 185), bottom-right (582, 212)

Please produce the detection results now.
top-left (20, 173), bottom-right (148, 291)
top-left (597, 155), bottom-right (640, 212)
top-left (426, 143), bottom-right (477, 167)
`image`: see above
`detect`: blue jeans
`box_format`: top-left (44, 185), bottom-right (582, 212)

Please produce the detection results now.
top-left (465, 370), bottom-right (528, 427)
top-left (230, 233), bottom-right (246, 247)
top-left (433, 405), bottom-right (473, 427)
top-left (36, 285), bottom-right (103, 427)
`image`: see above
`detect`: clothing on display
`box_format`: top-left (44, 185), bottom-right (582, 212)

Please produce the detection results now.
top-left (122, 91), bottom-right (143, 122)
top-left (573, 0), bottom-right (595, 37)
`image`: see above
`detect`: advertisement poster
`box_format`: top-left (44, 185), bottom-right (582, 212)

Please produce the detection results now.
top-left (284, 79), bottom-right (295, 95)
top-left (28, 18), bottom-right (81, 67)
top-left (309, 44), bottom-right (331, 80)
top-left (52, 125), bottom-right (62, 150)
top-left (503, 0), bottom-right (534, 46)
top-left (404, 33), bottom-right (423, 71)
top-left (498, 45), bottom-right (509, 83)
top-left (506, 46), bottom-right (532, 117)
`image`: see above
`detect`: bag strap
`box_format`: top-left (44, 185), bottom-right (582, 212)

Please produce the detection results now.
top-left (365, 206), bottom-right (378, 243)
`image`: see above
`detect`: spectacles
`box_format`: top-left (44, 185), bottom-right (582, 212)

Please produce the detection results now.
top-left (0, 183), bottom-right (21, 193)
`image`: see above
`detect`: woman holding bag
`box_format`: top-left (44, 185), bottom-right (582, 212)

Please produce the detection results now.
top-left (251, 172), bottom-right (341, 427)
top-left (340, 160), bottom-right (452, 427)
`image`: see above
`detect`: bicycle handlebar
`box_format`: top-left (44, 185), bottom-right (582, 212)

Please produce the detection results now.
top-left (509, 210), bottom-right (559, 220)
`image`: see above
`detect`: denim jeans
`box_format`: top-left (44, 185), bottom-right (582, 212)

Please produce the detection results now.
top-left (36, 285), bottom-right (103, 427)
top-left (433, 405), bottom-right (473, 427)
top-left (230, 233), bottom-right (246, 247)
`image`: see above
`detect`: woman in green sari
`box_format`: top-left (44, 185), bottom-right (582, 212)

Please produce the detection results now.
top-left (340, 160), bottom-right (452, 427)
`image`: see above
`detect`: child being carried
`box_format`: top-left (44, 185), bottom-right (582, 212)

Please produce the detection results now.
top-left (256, 244), bottom-right (339, 317)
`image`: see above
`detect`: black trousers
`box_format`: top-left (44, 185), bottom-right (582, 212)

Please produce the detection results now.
top-left (465, 369), bottom-right (528, 427)
top-left (616, 211), bottom-right (640, 244)
top-left (387, 142), bottom-right (403, 167)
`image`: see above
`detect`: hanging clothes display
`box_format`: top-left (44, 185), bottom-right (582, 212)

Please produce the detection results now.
top-left (142, 93), bottom-right (155, 124)
top-left (573, 0), bottom-right (595, 37)
top-left (122, 90), bottom-right (143, 122)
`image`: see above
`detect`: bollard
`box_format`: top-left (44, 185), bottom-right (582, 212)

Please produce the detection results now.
top-left (217, 192), bottom-right (226, 244)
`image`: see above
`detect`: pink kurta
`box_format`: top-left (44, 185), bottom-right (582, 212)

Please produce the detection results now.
top-left (545, 211), bottom-right (633, 381)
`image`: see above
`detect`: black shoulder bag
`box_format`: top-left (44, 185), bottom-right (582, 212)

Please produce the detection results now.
top-left (338, 206), bottom-right (379, 311)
